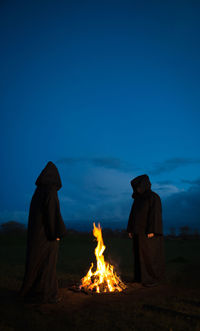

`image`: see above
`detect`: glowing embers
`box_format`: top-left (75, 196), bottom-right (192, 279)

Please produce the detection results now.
top-left (80, 223), bottom-right (126, 293)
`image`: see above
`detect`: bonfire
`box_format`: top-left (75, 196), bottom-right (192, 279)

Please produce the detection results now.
top-left (80, 223), bottom-right (126, 293)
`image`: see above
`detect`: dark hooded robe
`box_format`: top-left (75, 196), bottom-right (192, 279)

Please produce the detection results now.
top-left (127, 175), bottom-right (165, 286)
top-left (20, 162), bottom-right (67, 302)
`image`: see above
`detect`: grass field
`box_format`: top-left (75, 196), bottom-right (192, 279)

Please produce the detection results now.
top-left (0, 232), bottom-right (200, 331)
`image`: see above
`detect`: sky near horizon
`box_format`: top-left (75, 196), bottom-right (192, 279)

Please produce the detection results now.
top-left (1, 0), bottom-right (200, 232)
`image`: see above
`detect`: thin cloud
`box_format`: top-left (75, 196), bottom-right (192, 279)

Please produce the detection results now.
top-left (181, 178), bottom-right (200, 186)
top-left (163, 184), bottom-right (200, 230)
top-left (59, 196), bottom-right (76, 203)
top-left (155, 180), bottom-right (175, 185)
top-left (152, 183), bottom-right (184, 198)
top-left (58, 165), bottom-right (134, 222)
top-left (57, 157), bottom-right (87, 165)
top-left (150, 157), bottom-right (200, 175)
top-left (92, 158), bottom-right (121, 169)
top-left (57, 156), bottom-right (135, 172)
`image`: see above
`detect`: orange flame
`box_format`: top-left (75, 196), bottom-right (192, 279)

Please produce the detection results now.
top-left (80, 223), bottom-right (126, 293)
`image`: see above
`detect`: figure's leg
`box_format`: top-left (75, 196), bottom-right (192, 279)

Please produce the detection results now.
top-left (139, 235), bottom-right (165, 286)
top-left (36, 241), bottom-right (59, 302)
top-left (132, 235), bottom-right (141, 282)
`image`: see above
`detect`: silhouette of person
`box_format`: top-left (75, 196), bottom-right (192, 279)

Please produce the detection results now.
top-left (127, 175), bottom-right (165, 287)
top-left (20, 161), bottom-right (67, 303)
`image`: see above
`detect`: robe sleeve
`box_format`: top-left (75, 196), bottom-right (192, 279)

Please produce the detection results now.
top-left (44, 190), bottom-right (67, 240)
top-left (146, 194), bottom-right (163, 235)
top-left (127, 203), bottom-right (134, 233)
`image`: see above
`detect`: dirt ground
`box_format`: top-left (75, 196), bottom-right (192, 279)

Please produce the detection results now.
top-left (1, 235), bottom-right (200, 330)
top-left (1, 282), bottom-right (200, 331)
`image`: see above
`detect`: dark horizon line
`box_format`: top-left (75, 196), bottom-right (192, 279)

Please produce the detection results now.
top-left (0, 219), bottom-right (200, 235)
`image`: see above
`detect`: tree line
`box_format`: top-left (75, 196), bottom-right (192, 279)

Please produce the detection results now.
top-left (168, 226), bottom-right (200, 240)
top-left (0, 221), bottom-right (199, 240)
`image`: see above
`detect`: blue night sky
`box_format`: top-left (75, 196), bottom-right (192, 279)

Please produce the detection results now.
top-left (1, 0), bottom-right (200, 233)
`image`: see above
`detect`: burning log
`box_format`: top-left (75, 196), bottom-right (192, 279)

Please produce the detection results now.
top-left (80, 223), bottom-right (126, 293)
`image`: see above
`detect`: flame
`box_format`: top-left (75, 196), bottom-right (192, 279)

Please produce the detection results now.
top-left (80, 223), bottom-right (126, 293)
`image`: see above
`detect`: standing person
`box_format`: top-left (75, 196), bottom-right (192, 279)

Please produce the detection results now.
top-left (127, 174), bottom-right (165, 287)
top-left (20, 161), bottom-right (67, 303)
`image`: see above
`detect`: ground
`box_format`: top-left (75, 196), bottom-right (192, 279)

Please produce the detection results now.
top-left (0, 232), bottom-right (200, 330)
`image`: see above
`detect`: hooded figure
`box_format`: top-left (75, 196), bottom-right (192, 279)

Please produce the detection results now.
top-left (127, 175), bottom-right (165, 286)
top-left (20, 162), bottom-right (67, 303)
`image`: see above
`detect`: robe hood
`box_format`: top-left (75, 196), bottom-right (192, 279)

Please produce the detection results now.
top-left (35, 162), bottom-right (62, 190)
top-left (131, 174), bottom-right (151, 195)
